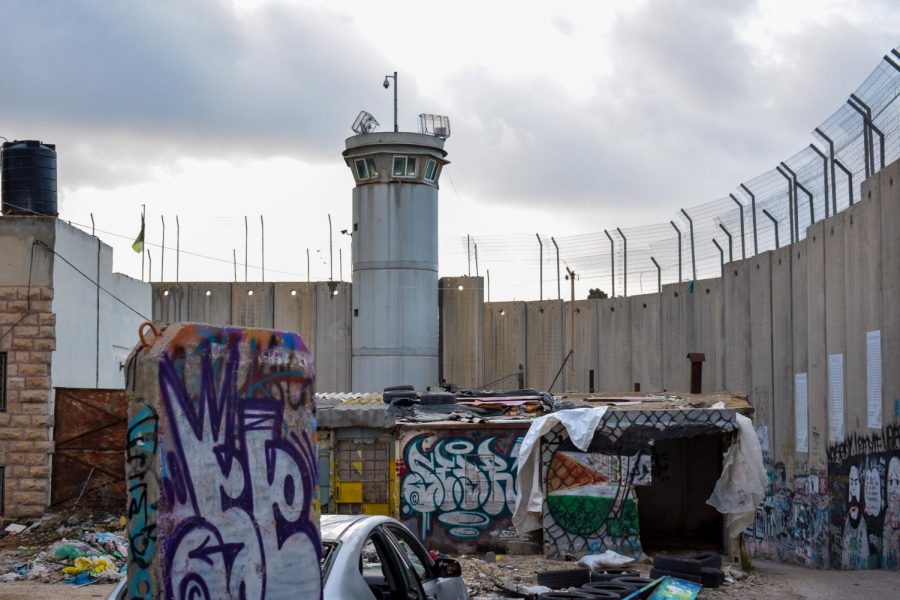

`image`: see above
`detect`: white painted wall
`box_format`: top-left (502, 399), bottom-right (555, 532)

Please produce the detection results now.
top-left (51, 221), bottom-right (151, 389)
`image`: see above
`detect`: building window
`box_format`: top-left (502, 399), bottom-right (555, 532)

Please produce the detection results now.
top-left (392, 156), bottom-right (417, 178)
top-left (354, 157), bottom-right (379, 180)
top-left (0, 352), bottom-right (6, 411)
top-left (424, 159), bottom-right (437, 182)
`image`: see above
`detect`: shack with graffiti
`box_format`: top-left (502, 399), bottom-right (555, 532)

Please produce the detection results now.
top-left (396, 422), bottom-right (541, 554)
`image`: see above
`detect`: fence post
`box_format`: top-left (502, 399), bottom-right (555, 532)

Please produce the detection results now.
top-left (670, 221), bottom-right (682, 283)
top-left (739, 183), bottom-right (758, 256)
top-left (679, 209), bottom-right (696, 281)
top-left (616, 227), bottom-right (627, 297)
top-left (650, 256), bottom-right (661, 293)
top-left (713, 239), bottom-right (724, 277)
top-left (762, 209), bottom-right (780, 249)
top-left (604, 229), bottom-right (615, 297)
top-left (728, 194), bottom-right (746, 260)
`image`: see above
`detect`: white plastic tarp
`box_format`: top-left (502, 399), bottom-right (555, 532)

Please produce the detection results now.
top-left (706, 413), bottom-right (768, 539)
top-left (512, 407), bottom-right (609, 533)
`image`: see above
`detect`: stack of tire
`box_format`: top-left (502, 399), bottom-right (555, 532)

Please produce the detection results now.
top-left (535, 568), bottom-right (655, 599)
top-left (649, 552), bottom-right (724, 588)
top-left (382, 385), bottom-right (458, 406)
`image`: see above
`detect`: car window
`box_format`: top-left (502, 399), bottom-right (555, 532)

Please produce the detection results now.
top-left (360, 537), bottom-right (388, 580)
top-left (385, 525), bottom-right (432, 581)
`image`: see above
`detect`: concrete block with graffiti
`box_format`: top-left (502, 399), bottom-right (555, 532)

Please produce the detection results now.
top-left (397, 424), bottom-right (540, 554)
top-left (125, 323), bottom-right (321, 599)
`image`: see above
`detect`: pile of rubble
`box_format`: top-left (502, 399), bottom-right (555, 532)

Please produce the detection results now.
top-left (0, 511), bottom-right (127, 585)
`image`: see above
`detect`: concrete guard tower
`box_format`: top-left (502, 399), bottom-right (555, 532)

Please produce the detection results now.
top-left (343, 115), bottom-right (450, 392)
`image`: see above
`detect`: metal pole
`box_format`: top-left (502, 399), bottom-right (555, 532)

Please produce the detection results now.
top-left (887, 52), bottom-right (900, 72)
top-left (486, 269), bottom-right (491, 302)
top-left (847, 98), bottom-right (872, 178)
top-left (775, 166), bottom-right (795, 244)
top-left (175, 215), bottom-right (180, 283)
top-left (306, 248), bottom-right (310, 282)
top-left (393, 71), bottom-right (398, 133)
top-left (616, 227), bottom-right (627, 297)
top-left (141, 204), bottom-right (145, 282)
top-left (814, 129), bottom-right (837, 215)
top-left (762, 209), bottom-right (780, 249)
top-left (780, 162), bottom-right (800, 243)
top-left (834, 158), bottom-right (854, 205)
top-left (339, 248), bottom-right (343, 281)
top-left (809, 143), bottom-right (831, 218)
top-left (795, 181), bottom-right (815, 229)
top-left (739, 183), bottom-right (758, 255)
top-left (233, 249), bottom-right (237, 282)
top-left (328, 213), bottom-right (333, 281)
top-left (869, 121), bottom-right (886, 170)
top-left (728, 194), bottom-right (746, 259)
top-left (147, 249), bottom-right (152, 283)
top-left (244, 215), bottom-right (248, 282)
top-left (718, 223), bottom-right (733, 263)
top-left (680, 209), bottom-right (695, 281)
top-left (90, 213), bottom-right (95, 237)
top-left (536, 233), bottom-right (543, 301)
top-left (604, 230), bottom-right (615, 297)
top-left (551, 236), bottom-right (561, 300)
top-left (670, 221), bottom-right (682, 283)
top-left (712, 239), bottom-right (724, 276)
top-left (566, 267), bottom-right (576, 384)
top-left (260, 215), bottom-right (265, 282)
top-left (474, 243), bottom-right (479, 277)
top-left (467, 234), bottom-right (471, 276)
top-left (160, 215), bottom-right (165, 282)
top-left (850, 93), bottom-right (876, 174)
top-left (650, 256), bottom-right (661, 293)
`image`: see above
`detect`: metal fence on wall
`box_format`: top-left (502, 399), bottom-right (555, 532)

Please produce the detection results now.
top-left (464, 48), bottom-right (900, 301)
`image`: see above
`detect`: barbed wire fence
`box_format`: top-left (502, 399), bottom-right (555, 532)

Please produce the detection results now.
top-left (463, 48), bottom-right (900, 302)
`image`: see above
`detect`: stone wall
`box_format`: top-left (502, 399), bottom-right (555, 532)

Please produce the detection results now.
top-left (0, 285), bottom-right (55, 517)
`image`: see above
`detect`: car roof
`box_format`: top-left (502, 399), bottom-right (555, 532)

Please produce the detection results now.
top-left (320, 514), bottom-right (391, 542)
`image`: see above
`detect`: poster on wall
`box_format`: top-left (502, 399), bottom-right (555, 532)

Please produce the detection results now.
top-left (829, 353), bottom-right (844, 442)
top-left (867, 330), bottom-right (882, 429)
top-left (795, 372), bottom-right (808, 452)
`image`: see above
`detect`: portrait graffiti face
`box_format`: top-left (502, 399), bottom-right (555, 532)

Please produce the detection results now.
top-left (889, 457), bottom-right (900, 504)
top-left (848, 465), bottom-right (862, 527)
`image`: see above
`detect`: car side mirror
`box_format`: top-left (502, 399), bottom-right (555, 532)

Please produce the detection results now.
top-left (434, 557), bottom-right (461, 578)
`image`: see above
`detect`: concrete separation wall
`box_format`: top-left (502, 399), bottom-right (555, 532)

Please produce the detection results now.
top-left (125, 323), bottom-right (321, 598)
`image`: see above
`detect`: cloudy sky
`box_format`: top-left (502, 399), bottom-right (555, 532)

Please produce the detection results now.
top-left (0, 0), bottom-right (897, 298)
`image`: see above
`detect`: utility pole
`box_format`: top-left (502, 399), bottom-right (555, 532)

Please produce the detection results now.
top-left (260, 215), bottom-right (265, 282)
top-left (306, 248), bottom-right (311, 282)
top-left (160, 215), bottom-right (166, 282)
top-left (474, 243), bottom-right (479, 277)
top-left (328, 213), bottom-right (334, 281)
top-left (566, 267), bottom-right (576, 388)
top-left (551, 237), bottom-right (561, 300)
top-left (536, 233), bottom-right (543, 301)
top-left (175, 215), bottom-right (180, 283)
top-left (244, 215), bottom-right (249, 282)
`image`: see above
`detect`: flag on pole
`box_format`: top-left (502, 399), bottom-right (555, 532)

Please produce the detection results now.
top-left (132, 215), bottom-right (145, 253)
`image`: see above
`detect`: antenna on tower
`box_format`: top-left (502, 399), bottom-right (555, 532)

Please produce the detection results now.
top-left (352, 111), bottom-right (380, 135)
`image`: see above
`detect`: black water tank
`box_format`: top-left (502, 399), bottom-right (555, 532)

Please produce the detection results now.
top-left (1, 140), bottom-right (57, 216)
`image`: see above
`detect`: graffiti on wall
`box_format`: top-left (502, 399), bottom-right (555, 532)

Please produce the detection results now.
top-left (398, 429), bottom-right (532, 551)
top-left (827, 425), bottom-right (900, 570)
top-left (125, 403), bottom-right (159, 598)
top-left (127, 325), bottom-right (321, 599)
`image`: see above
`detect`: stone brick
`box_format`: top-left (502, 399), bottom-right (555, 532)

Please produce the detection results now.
top-left (0, 288), bottom-right (19, 300)
top-left (4, 464), bottom-right (31, 478)
top-left (19, 363), bottom-right (47, 377)
top-left (8, 300), bottom-right (29, 313)
top-left (0, 413), bottom-right (10, 427)
top-left (7, 441), bottom-right (34, 453)
top-left (38, 325), bottom-right (55, 339)
top-left (19, 402), bottom-right (49, 415)
top-left (13, 451), bottom-right (48, 467)
top-left (32, 439), bottom-right (52, 453)
top-left (25, 376), bottom-right (51, 390)
top-left (10, 414), bottom-right (31, 427)
top-left (33, 338), bottom-right (56, 352)
top-left (28, 351), bottom-right (51, 364)
top-left (15, 477), bottom-right (47, 492)
top-left (29, 414), bottom-right (50, 427)
top-left (9, 490), bottom-right (47, 507)
top-left (20, 389), bottom-right (49, 402)
top-left (29, 465), bottom-right (50, 478)
top-left (11, 338), bottom-right (32, 350)
top-left (28, 299), bottom-right (51, 312)
top-left (0, 313), bottom-right (24, 326)
top-left (13, 351), bottom-right (30, 362)
top-left (40, 287), bottom-right (53, 300)
top-left (5, 376), bottom-right (24, 390)
top-left (14, 325), bottom-right (38, 338)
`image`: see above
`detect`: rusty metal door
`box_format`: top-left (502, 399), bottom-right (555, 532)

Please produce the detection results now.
top-left (333, 428), bottom-right (392, 515)
top-left (51, 388), bottom-right (127, 509)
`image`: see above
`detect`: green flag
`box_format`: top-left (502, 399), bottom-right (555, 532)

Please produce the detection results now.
top-left (132, 215), bottom-right (144, 253)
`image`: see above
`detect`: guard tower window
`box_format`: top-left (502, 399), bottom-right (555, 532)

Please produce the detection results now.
top-left (424, 159), bottom-right (437, 182)
top-left (354, 157), bottom-right (379, 180)
top-left (392, 156), bottom-right (417, 178)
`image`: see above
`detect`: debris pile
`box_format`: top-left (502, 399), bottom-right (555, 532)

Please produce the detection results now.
top-left (0, 511), bottom-right (127, 585)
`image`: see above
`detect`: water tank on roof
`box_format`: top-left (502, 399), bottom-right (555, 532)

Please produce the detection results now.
top-left (1, 140), bottom-right (58, 216)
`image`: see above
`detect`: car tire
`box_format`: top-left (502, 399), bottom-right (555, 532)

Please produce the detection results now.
top-left (383, 389), bottom-right (417, 404)
top-left (701, 567), bottom-right (725, 588)
top-left (569, 588), bottom-right (621, 599)
top-left (651, 555), bottom-right (702, 575)
top-left (589, 568), bottom-right (638, 582)
top-left (539, 593), bottom-right (594, 599)
top-left (383, 385), bottom-right (415, 392)
top-left (611, 576), bottom-right (654, 589)
top-left (580, 581), bottom-right (637, 598)
top-left (689, 552), bottom-right (722, 569)
top-left (649, 567), bottom-right (702, 584)
top-left (536, 568), bottom-right (591, 589)
top-left (419, 392), bottom-right (457, 405)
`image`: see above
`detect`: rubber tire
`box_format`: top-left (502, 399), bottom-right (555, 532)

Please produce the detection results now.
top-left (649, 567), bottom-right (702, 584)
top-left (580, 581), bottom-right (637, 597)
top-left (536, 568), bottom-right (591, 590)
top-left (539, 593), bottom-right (594, 599)
top-left (700, 567), bottom-right (724, 588)
top-left (568, 588), bottom-right (620, 599)
top-left (382, 389), bottom-right (417, 404)
top-left (651, 555), bottom-right (702, 575)
top-left (590, 568), bottom-right (638, 582)
top-left (611, 576), bottom-right (655, 589)
top-left (689, 552), bottom-right (722, 569)
top-left (383, 385), bottom-right (415, 392)
top-left (419, 392), bottom-right (458, 405)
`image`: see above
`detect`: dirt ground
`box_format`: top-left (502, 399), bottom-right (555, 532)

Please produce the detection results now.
top-left (0, 581), bottom-right (116, 599)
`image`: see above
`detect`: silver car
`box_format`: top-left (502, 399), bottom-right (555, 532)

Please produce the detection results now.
top-left (106, 514), bottom-right (467, 599)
